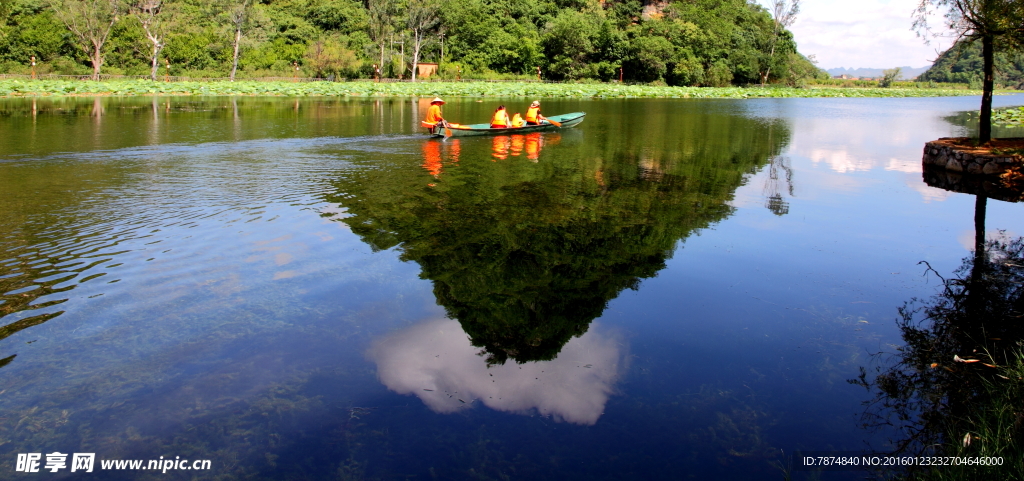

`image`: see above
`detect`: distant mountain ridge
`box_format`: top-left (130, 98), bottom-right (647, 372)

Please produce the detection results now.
top-left (826, 66), bottom-right (932, 79)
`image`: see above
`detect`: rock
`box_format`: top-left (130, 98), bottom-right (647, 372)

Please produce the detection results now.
top-left (983, 162), bottom-right (1007, 175)
top-left (946, 158), bottom-right (964, 172)
top-left (967, 162), bottom-right (983, 174)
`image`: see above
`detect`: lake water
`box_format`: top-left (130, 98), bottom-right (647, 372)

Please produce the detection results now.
top-left (0, 94), bottom-right (1022, 480)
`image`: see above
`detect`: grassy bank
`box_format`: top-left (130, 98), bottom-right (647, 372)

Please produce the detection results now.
top-left (920, 351), bottom-right (1024, 481)
top-left (0, 79), bottom-right (983, 99)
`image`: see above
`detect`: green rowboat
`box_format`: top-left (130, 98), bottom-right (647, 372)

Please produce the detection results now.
top-left (427, 112), bottom-right (585, 137)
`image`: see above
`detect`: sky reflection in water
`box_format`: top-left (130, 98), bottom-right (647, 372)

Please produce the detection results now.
top-left (0, 94), bottom-right (1022, 479)
top-left (369, 318), bottom-right (623, 425)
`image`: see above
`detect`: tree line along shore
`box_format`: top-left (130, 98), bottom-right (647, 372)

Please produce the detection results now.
top-left (2, 0), bottom-right (820, 85)
top-left (1, 0), bottom-right (1014, 90)
top-left (0, 78), bottom-right (986, 98)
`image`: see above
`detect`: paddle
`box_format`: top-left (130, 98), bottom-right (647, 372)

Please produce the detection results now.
top-left (546, 118), bottom-right (562, 127)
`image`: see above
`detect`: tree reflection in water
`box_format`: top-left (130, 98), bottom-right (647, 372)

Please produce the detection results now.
top-left (853, 193), bottom-right (1024, 477)
top-left (326, 115), bottom-right (791, 366)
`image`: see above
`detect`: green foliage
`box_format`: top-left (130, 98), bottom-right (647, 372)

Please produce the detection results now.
top-left (103, 16), bottom-right (150, 74)
top-left (305, 36), bottom-right (360, 77)
top-left (542, 10), bottom-right (598, 80)
top-left (164, 30), bottom-right (225, 72)
top-left (879, 67), bottom-right (901, 88)
top-left (242, 36), bottom-right (307, 70)
top-left (0, 0), bottom-right (823, 83)
top-left (306, 0), bottom-right (368, 34)
top-left (920, 39), bottom-right (1024, 89)
top-left (992, 105), bottom-right (1024, 125)
top-left (0, 79), bottom-right (984, 98)
top-left (0, 10), bottom-right (73, 63)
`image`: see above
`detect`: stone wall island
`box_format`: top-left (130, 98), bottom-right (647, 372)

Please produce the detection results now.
top-left (922, 137), bottom-right (1024, 175)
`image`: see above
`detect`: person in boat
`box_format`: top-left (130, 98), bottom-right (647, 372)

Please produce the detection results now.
top-left (423, 97), bottom-right (448, 128)
top-left (511, 112), bottom-right (525, 128)
top-left (524, 100), bottom-right (548, 125)
top-left (490, 105), bottom-right (511, 129)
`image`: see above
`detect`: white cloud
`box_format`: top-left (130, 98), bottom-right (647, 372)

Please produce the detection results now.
top-left (906, 177), bottom-right (953, 203)
top-left (958, 229), bottom-right (1020, 251)
top-left (808, 148), bottom-right (874, 173)
top-left (755, 0), bottom-right (954, 69)
top-left (368, 318), bottom-right (626, 425)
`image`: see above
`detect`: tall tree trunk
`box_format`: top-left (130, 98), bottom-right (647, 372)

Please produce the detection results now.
top-left (761, 39), bottom-right (776, 86)
top-left (150, 45), bottom-right (162, 81)
top-left (967, 194), bottom-right (988, 323)
top-left (91, 42), bottom-right (102, 80)
top-left (411, 30), bottom-right (421, 81)
top-left (980, 34), bottom-right (994, 143)
top-left (230, 27), bottom-right (241, 81)
top-left (141, 23), bottom-right (163, 82)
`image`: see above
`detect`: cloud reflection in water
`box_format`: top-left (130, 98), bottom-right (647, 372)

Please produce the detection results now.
top-left (368, 318), bottom-right (625, 425)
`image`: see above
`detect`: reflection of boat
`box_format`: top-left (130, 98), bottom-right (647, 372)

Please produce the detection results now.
top-left (426, 112), bottom-right (585, 137)
top-left (422, 139), bottom-right (460, 178)
top-left (492, 133), bottom-right (547, 161)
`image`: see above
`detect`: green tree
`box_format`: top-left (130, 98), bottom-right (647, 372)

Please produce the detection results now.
top-left (367, 0), bottom-right (401, 76)
top-left (406, 0), bottom-right (437, 80)
top-left (541, 10), bottom-right (596, 80)
top-left (0, 8), bottom-right (73, 65)
top-left (130, 0), bottom-right (172, 80)
top-left (878, 66), bottom-right (901, 87)
top-left (759, 0), bottom-right (798, 85)
top-left (306, 0), bottom-right (368, 35)
top-left (915, 0), bottom-right (1024, 142)
top-left (919, 39), bottom-right (1024, 88)
top-left (304, 35), bottom-right (358, 77)
top-left (50, 0), bottom-right (124, 79)
top-left (226, 0), bottom-right (255, 80)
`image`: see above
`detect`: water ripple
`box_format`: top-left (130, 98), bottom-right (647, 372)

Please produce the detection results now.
top-left (0, 133), bottom-right (411, 349)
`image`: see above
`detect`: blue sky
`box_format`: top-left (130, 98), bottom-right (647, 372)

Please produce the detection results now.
top-left (754, 0), bottom-right (954, 70)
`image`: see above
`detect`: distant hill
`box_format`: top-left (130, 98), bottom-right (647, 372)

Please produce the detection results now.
top-left (917, 40), bottom-right (1024, 88)
top-left (826, 66), bottom-right (931, 79)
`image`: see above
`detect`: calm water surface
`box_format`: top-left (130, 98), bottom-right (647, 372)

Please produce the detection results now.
top-left (0, 94), bottom-right (1023, 480)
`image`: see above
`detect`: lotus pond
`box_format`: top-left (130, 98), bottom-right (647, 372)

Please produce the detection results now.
top-left (0, 79), bottom-right (983, 99)
top-left (0, 94), bottom-right (1023, 480)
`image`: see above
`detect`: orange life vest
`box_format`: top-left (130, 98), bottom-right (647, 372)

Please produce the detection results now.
top-left (424, 104), bottom-right (443, 125)
top-left (525, 132), bottom-right (541, 160)
top-left (492, 136), bottom-right (510, 160)
top-left (490, 109), bottom-right (509, 128)
top-left (525, 106), bottom-right (541, 124)
top-left (511, 113), bottom-right (524, 128)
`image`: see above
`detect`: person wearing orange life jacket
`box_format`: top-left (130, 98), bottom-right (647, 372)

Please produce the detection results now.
top-left (524, 100), bottom-right (548, 125)
top-left (510, 112), bottom-right (525, 128)
top-left (490, 105), bottom-right (511, 129)
top-left (422, 97), bottom-right (448, 129)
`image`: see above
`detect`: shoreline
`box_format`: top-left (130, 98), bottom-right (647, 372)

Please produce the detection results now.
top-left (0, 79), bottom-right (987, 99)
